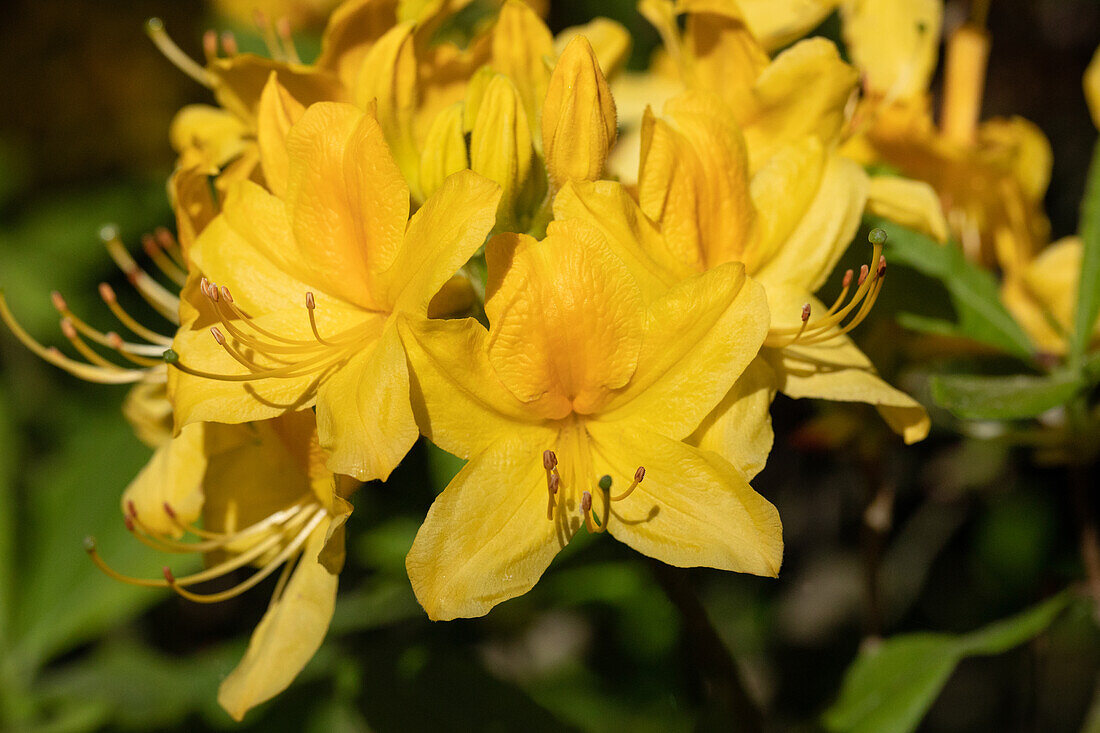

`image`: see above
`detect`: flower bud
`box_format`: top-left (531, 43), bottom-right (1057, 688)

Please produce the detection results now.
top-left (471, 74), bottom-right (542, 229)
top-left (542, 36), bottom-right (617, 192)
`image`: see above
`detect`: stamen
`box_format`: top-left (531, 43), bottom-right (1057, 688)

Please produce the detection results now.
top-left (276, 17), bottom-right (302, 64)
top-left (99, 282), bottom-right (174, 345)
top-left (145, 18), bottom-right (214, 87)
top-left (611, 467), bottom-right (645, 502)
top-left (0, 293), bottom-right (146, 384)
top-left (141, 233), bottom-right (187, 286)
top-left (60, 318), bottom-right (118, 369)
top-left (154, 228), bottom-right (186, 269)
top-left (253, 10), bottom-right (285, 61)
top-left (764, 230), bottom-right (889, 348)
top-left (101, 226), bottom-right (180, 323)
top-left (203, 29), bottom-right (218, 61)
top-left (305, 292), bottom-right (335, 346)
top-left (220, 31), bottom-right (239, 57)
top-left (164, 510), bottom-right (325, 603)
top-left (582, 491), bottom-right (602, 533)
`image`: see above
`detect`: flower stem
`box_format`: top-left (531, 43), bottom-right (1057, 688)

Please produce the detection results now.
top-left (648, 560), bottom-right (765, 732)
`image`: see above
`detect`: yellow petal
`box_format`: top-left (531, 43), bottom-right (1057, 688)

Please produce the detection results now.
top-left (217, 520), bottom-right (339, 721)
top-left (316, 0), bottom-right (401, 88)
top-left (195, 183), bottom-right (333, 314)
top-left (596, 263), bottom-right (769, 441)
top-left (122, 376), bottom-right (174, 448)
top-left (169, 104), bottom-right (250, 169)
top-left (490, 0), bottom-right (555, 140)
top-left (209, 55), bottom-right (342, 125)
top-left (405, 432), bottom-right (564, 621)
top-left (867, 175), bottom-right (949, 243)
top-left (638, 93), bottom-right (755, 269)
top-left (687, 357), bottom-right (776, 481)
top-left (470, 75), bottom-right (539, 229)
top-left (1002, 236), bottom-right (1088, 353)
top-left (741, 38), bottom-right (859, 169)
top-left (168, 155), bottom-right (218, 261)
top-left (552, 180), bottom-right (691, 299)
top-left (484, 224), bottom-right (645, 417)
top-left (285, 102), bottom-right (409, 310)
top-left (554, 18), bottom-right (632, 78)
top-left (121, 422), bottom-right (209, 537)
top-left (257, 73), bottom-right (306, 198)
top-left (675, 0), bottom-right (769, 114)
top-left (542, 36), bottom-right (617, 191)
top-left (761, 297), bottom-right (930, 444)
top-left (841, 0), bottom-right (941, 101)
top-left (398, 316), bottom-right (551, 459)
top-left (315, 324), bottom-right (418, 482)
top-left (740, 0), bottom-right (840, 51)
top-left (385, 169), bottom-right (501, 315)
top-left (587, 424), bottom-right (782, 576)
top-left (353, 23), bottom-right (421, 197)
top-left (418, 102), bottom-right (469, 200)
top-left (939, 23), bottom-right (989, 146)
top-left (750, 151), bottom-right (868, 295)
top-left (1087, 45), bottom-right (1100, 129)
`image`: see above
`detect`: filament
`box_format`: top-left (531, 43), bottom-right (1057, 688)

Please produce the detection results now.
top-left (145, 18), bottom-right (214, 88)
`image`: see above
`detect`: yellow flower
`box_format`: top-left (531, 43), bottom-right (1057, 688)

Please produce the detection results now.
top-left (557, 92), bottom-right (930, 462)
top-left (87, 410), bottom-right (353, 722)
top-left (0, 225), bottom-right (351, 721)
top-left (166, 101), bottom-right (501, 482)
top-left (400, 216), bottom-right (781, 620)
top-left (836, 0), bottom-right (1051, 267)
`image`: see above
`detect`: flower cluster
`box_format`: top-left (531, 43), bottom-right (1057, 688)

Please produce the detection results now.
top-left (1, 0), bottom-right (941, 719)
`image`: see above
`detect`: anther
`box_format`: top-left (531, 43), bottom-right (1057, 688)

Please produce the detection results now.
top-left (211, 327), bottom-right (226, 345)
top-left (857, 264), bottom-right (869, 286)
top-left (220, 286), bottom-right (233, 303)
top-left (634, 467), bottom-right (646, 483)
top-left (163, 502), bottom-right (176, 519)
top-left (220, 31), bottom-right (239, 56)
top-left (611, 466), bottom-right (645, 502)
top-left (162, 567), bottom-right (176, 584)
top-left (543, 450), bottom-right (558, 470)
top-left (877, 255), bottom-right (887, 278)
top-left (51, 291), bottom-right (67, 312)
top-left (98, 283), bottom-right (117, 303)
top-left (203, 29), bottom-right (218, 60)
top-left (141, 233), bottom-right (159, 257)
top-left (548, 473), bottom-right (560, 494)
top-left (581, 491), bottom-right (592, 513)
top-left (842, 269), bottom-right (853, 288)
top-left (60, 318), bottom-right (76, 340)
top-left (305, 292), bottom-right (316, 310)
top-left (106, 332), bottom-right (124, 349)
top-left (801, 304), bottom-right (811, 323)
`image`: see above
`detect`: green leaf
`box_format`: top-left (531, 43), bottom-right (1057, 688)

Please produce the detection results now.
top-left (824, 591), bottom-right (1073, 733)
top-left (871, 218), bottom-right (1034, 359)
top-left (1071, 138), bottom-right (1100, 364)
top-left (929, 371), bottom-right (1084, 420)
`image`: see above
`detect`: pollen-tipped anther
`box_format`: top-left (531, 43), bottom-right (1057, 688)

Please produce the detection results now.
top-left (305, 292), bottom-right (316, 310)
top-left (857, 264), bottom-right (869, 287)
top-left (50, 291), bottom-right (67, 312)
top-left (60, 318), bottom-right (76, 340)
top-left (203, 29), bottom-right (218, 59)
top-left (210, 327), bottom-right (225, 345)
top-left (801, 304), bottom-right (811, 323)
top-left (98, 282), bottom-right (117, 303)
top-left (611, 466), bottom-right (645, 501)
top-left (220, 31), bottom-right (239, 56)
top-left (581, 491), bottom-right (592, 513)
top-left (543, 449), bottom-right (558, 470)
top-left (634, 467), bottom-right (646, 483)
top-left (842, 269), bottom-right (854, 288)
top-left (162, 566), bottom-right (176, 584)
top-left (877, 256), bottom-right (887, 278)
top-left (220, 286), bottom-right (233, 303)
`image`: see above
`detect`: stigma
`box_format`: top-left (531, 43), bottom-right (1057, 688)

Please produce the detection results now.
top-left (764, 229), bottom-right (889, 349)
top-left (85, 497), bottom-right (328, 604)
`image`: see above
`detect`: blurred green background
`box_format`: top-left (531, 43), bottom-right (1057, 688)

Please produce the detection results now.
top-left (1, 1), bottom-right (1099, 731)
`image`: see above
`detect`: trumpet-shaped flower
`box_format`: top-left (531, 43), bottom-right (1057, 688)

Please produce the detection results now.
top-left (400, 218), bottom-right (781, 620)
top-left (167, 101), bottom-right (501, 481)
top-left (556, 92), bottom-right (929, 473)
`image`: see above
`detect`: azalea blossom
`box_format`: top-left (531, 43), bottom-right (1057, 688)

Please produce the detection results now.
top-left (400, 214), bottom-right (782, 620)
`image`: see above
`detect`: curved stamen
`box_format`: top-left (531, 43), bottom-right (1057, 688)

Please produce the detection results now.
top-left (164, 510), bottom-right (325, 603)
top-left (99, 283), bottom-right (174, 346)
top-left (276, 17), bottom-right (302, 65)
top-left (145, 18), bottom-right (214, 88)
top-left (142, 233), bottom-right (187, 287)
top-left (101, 227), bottom-right (180, 322)
top-left (60, 318), bottom-right (119, 369)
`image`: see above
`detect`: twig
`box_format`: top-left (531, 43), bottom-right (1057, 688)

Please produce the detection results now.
top-left (648, 560), bottom-right (765, 733)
